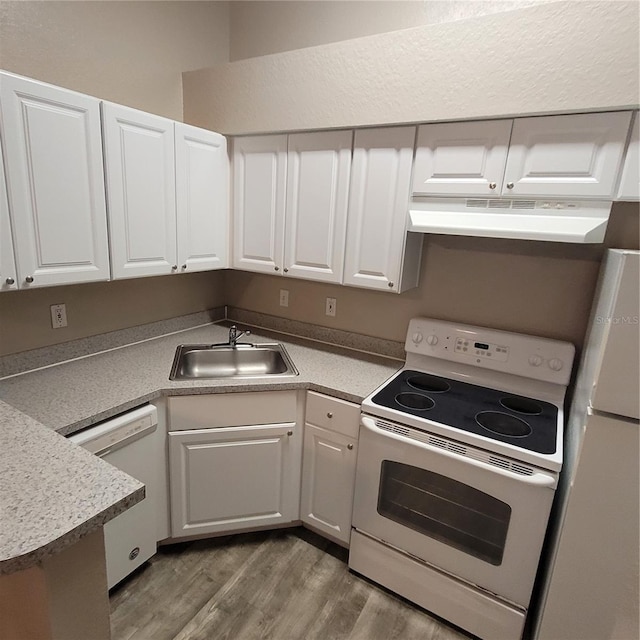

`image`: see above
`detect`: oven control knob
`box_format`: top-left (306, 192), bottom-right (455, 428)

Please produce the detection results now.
top-left (426, 335), bottom-right (438, 346)
top-left (548, 358), bottom-right (563, 371)
top-left (412, 332), bottom-right (423, 344)
top-left (528, 355), bottom-right (543, 367)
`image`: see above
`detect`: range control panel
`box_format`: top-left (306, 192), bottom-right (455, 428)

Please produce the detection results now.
top-left (454, 337), bottom-right (509, 362)
top-left (405, 317), bottom-right (575, 386)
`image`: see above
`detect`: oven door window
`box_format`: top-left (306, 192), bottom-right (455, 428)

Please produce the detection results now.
top-left (377, 461), bottom-right (511, 565)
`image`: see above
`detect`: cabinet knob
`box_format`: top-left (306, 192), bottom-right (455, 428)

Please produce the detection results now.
top-left (489, 182), bottom-right (497, 190)
top-left (274, 266), bottom-right (280, 272)
top-left (388, 282), bottom-right (394, 288)
top-left (287, 430), bottom-right (293, 436)
top-left (5, 277), bottom-right (15, 286)
top-left (327, 412), bottom-right (333, 419)
top-left (181, 264), bottom-right (187, 270)
top-left (171, 265), bottom-right (178, 271)
top-left (283, 267), bottom-right (289, 273)
top-left (25, 276), bottom-right (34, 283)
top-left (347, 443), bottom-right (354, 450)
top-left (506, 182), bottom-right (514, 189)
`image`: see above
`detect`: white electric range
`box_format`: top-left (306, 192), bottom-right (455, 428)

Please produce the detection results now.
top-left (349, 317), bottom-right (575, 640)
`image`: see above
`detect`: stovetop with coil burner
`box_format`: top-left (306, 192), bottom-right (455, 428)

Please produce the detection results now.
top-left (370, 369), bottom-right (559, 454)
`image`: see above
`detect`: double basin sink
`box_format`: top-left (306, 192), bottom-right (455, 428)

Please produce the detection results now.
top-left (169, 342), bottom-right (298, 380)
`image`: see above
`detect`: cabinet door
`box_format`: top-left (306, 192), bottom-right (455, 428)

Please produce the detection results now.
top-left (617, 112), bottom-right (639, 201)
top-left (412, 120), bottom-right (512, 197)
top-left (284, 131), bottom-right (352, 283)
top-left (232, 135), bottom-right (287, 275)
top-left (169, 423), bottom-right (301, 538)
top-left (344, 127), bottom-right (417, 292)
top-left (0, 139), bottom-right (17, 291)
top-left (504, 111), bottom-right (632, 198)
top-left (0, 73), bottom-right (109, 288)
top-left (103, 102), bottom-right (177, 279)
top-left (301, 424), bottom-right (358, 546)
top-left (175, 123), bottom-right (228, 273)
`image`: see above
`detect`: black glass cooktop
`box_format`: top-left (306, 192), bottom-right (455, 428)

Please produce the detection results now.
top-left (371, 370), bottom-right (559, 454)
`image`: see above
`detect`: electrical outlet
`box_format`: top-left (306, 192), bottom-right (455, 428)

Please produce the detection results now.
top-left (50, 304), bottom-right (68, 329)
top-left (279, 289), bottom-right (289, 307)
top-left (326, 297), bottom-right (337, 317)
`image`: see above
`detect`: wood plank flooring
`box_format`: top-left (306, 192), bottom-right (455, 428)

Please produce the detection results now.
top-left (110, 527), bottom-right (473, 640)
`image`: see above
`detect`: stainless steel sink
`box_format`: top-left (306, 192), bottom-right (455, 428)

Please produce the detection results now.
top-left (169, 343), bottom-right (299, 380)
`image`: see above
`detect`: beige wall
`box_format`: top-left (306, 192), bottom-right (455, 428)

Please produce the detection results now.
top-left (0, 271), bottom-right (225, 356)
top-left (225, 206), bottom-right (640, 349)
top-left (229, 0), bottom-right (547, 61)
top-left (0, 1), bottom-right (230, 120)
top-left (184, 1), bottom-right (639, 135)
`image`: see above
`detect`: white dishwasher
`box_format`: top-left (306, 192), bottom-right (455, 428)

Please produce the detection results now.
top-left (69, 404), bottom-right (159, 589)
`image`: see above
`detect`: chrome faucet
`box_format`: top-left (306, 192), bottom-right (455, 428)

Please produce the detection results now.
top-left (228, 325), bottom-right (250, 347)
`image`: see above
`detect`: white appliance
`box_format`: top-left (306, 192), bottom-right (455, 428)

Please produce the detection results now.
top-left (349, 318), bottom-right (575, 640)
top-left (534, 249), bottom-right (639, 640)
top-left (70, 404), bottom-right (159, 589)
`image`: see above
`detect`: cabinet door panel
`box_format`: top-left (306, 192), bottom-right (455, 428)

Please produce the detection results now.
top-left (175, 123), bottom-right (228, 272)
top-left (0, 139), bottom-right (17, 291)
top-left (233, 135), bottom-right (286, 274)
top-left (0, 73), bottom-right (109, 287)
top-left (617, 112), bottom-right (639, 201)
top-left (285, 131), bottom-right (352, 283)
top-left (169, 423), bottom-right (300, 538)
top-left (412, 120), bottom-right (512, 197)
top-left (504, 111), bottom-right (632, 197)
top-left (301, 424), bottom-right (357, 546)
top-left (345, 127), bottom-right (416, 291)
top-left (103, 103), bottom-right (177, 279)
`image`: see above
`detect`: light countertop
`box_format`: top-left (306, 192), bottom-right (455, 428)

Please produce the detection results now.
top-left (0, 322), bottom-right (400, 574)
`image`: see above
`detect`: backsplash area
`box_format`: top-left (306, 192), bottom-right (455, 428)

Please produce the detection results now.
top-left (0, 270), bottom-right (226, 357)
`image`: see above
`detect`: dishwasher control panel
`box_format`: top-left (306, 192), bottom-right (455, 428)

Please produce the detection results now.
top-left (68, 405), bottom-right (157, 456)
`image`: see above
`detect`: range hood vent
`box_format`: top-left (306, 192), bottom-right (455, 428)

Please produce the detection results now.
top-left (408, 197), bottom-right (612, 244)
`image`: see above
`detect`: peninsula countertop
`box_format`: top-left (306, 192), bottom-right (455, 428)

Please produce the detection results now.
top-left (0, 322), bottom-right (401, 574)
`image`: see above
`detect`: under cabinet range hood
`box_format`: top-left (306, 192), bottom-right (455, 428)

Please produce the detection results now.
top-left (408, 197), bottom-right (612, 243)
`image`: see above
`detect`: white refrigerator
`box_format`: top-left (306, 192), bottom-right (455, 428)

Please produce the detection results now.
top-left (534, 249), bottom-right (639, 640)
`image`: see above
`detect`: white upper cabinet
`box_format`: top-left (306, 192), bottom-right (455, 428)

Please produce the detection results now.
top-left (345, 127), bottom-right (421, 292)
top-left (412, 112), bottom-right (632, 200)
top-left (504, 111), bottom-right (632, 198)
top-left (175, 123), bottom-right (228, 272)
top-left (284, 131), bottom-right (352, 283)
top-left (102, 102), bottom-right (177, 279)
top-left (412, 120), bottom-right (512, 197)
top-left (0, 72), bottom-right (110, 288)
top-left (233, 135), bottom-right (287, 274)
top-left (616, 111), bottom-right (639, 201)
top-left (0, 139), bottom-right (17, 291)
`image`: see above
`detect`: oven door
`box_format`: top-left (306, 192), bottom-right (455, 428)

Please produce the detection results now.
top-left (352, 416), bottom-right (558, 607)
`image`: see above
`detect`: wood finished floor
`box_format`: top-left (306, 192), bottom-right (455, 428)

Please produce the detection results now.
top-left (109, 528), bottom-right (473, 640)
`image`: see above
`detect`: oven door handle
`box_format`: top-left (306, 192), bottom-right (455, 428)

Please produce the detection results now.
top-left (361, 416), bottom-right (558, 489)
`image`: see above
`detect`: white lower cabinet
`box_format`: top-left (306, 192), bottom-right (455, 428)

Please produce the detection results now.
top-left (300, 392), bottom-right (360, 546)
top-left (167, 392), bottom-right (301, 539)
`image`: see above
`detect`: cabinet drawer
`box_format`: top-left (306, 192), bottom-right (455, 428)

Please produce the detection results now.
top-left (306, 391), bottom-right (359, 438)
top-left (168, 391), bottom-right (297, 430)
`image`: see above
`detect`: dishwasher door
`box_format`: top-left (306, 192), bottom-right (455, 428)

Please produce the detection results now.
top-left (69, 405), bottom-right (158, 589)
